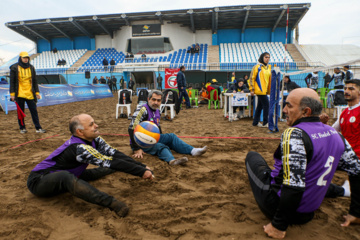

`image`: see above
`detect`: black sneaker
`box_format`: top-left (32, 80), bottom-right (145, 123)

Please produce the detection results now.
top-left (110, 200), bottom-right (129, 217)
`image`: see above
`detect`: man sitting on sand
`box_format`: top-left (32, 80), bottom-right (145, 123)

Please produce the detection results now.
top-left (128, 90), bottom-right (207, 166)
top-left (27, 114), bottom-right (154, 217)
top-left (245, 88), bottom-right (360, 239)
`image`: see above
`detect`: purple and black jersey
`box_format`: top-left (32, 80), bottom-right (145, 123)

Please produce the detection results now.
top-left (31, 135), bottom-right (147, 178)
top-left (128, 103), bottom-right (161, 150)
top-left (270, 118), bottom-right (360, 230)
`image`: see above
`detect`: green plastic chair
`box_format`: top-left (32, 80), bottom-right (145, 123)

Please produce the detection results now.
top-left (317, 88), bottom-right (328, 108)
top-left (187, 89), bottom-right (199, 107)
top-left (208, 89), bottom-right (219, 109)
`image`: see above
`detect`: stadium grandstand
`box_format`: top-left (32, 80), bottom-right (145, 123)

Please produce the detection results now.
top-left (0, 3), bottom-right (359, 88)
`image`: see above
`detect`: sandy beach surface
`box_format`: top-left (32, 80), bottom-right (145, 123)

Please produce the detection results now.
top-left (0, 93), bottom-right (358, 240)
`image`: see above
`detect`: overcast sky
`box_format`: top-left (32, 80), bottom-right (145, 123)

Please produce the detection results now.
top-left (0, 0), bottom-right (359, 62)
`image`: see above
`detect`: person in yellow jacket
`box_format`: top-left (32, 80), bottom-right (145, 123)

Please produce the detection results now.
top-left (249, 52), bottom-right (271, 128)
top-left (10, 51), bottom-right (46, 134)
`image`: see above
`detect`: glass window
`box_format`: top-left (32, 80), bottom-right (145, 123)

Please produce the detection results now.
top-left (126, 37), bottom-right (173, 54)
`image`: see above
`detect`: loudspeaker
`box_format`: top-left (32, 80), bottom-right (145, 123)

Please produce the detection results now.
top-left (85, 71), bottom-right (90, 79)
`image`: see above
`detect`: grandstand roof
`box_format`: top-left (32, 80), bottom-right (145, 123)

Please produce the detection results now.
top-left (5, 3), bottom-right (310, 42)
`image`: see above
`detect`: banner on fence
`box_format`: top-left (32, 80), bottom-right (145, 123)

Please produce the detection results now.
top-left (0, 84), bottom-right (112, 113)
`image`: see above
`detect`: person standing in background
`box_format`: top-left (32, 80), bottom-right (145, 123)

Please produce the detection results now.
top-left (9, 51), bottom-right (46, 134)
top-left (344, 66), bottom-right (354, 81)
top-left (304, 71), bottom-right (319, 91)
top-left (157, 73), bottom-right (163, 91)
top-left (177, 66), bottom-right (191, 109)
top-left (103, 57), bottom-right (109, 72)
top-left (92, 76), bottom-right (98, 84)
top-left (249, 52), bottom-right (271, 128)
top-left (112, 76), bottom-right (117, 93)
top-left (327, 68), bottom-right (345, 89)
top-left (110, 58), bottom-right (116, 72)
top-left (120, 76), bottom-right (125, 89)
top-left (128, 77), bottom-right (135, 93)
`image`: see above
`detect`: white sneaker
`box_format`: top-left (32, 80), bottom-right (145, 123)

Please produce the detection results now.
top-left (191, 146), bottom-right (208, 156)
top-left (257, 123), bottom-right (268, 128)
top-left (20, 129), bottom-right (27, 134)
top-left (233, 116), bottom-right (239, 121)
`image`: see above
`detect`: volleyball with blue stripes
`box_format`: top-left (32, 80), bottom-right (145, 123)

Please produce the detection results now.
top-left (134, 121), bottom-right (161, 148)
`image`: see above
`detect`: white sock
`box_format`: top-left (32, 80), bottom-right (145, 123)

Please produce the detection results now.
top-left (342, 180), bottom-right (351, 197)
top-left (191, 146), bottom-right (208, 156)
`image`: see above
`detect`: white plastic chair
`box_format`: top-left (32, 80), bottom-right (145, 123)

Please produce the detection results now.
top-left (116, 89), bottom-right (133, 119)
top-left (333, 105), bottom-right (347, 119)
top-left (160, 104), bottom-right (176, 119)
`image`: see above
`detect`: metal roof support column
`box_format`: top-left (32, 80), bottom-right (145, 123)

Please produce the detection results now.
top-left (211, 10), bottom-right (215, 34)
top-left (292, 4), bottom-right (310, 30)
top-left (187, 9), bottom-right (195, 33)
top-left (5, 24), bottom-right (37, 42)
top-left (22, 23), bottom-right (50, 42)
top-left (214, 7), bottom-right (219, 33)
top-left (155, 11), bottom-right (163, 25)
top-left (69, 17), bottom-right (93, 38)
top-left (242, 6), bottom-right (251, 33)
top-left (46, 19), bottom-right (73, 40)
top-left (121, 14), bottom-right (130, 26)
top-left (93, 16), bottom-right (113, 38)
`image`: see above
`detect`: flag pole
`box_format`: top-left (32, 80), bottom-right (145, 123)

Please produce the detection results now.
top-left (279, 6), bottom-right (289, 120)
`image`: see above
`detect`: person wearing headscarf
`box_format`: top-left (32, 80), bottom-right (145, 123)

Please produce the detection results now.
top-left (249, 52), bottom-right (271, 128)
top-left (9, 51), bottom-right (46, 134)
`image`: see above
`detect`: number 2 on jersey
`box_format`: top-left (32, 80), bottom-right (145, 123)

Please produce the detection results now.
top-left (317, 156), bottom-right (335, 186)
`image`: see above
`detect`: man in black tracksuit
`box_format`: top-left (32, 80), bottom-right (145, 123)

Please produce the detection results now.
top-left (27, 114), bottom-right (154, 217)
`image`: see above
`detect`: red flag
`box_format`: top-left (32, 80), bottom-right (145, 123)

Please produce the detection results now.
top-left (15, 102), bottom-right (26, 126)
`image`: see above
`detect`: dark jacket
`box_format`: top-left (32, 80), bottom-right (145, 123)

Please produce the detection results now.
top-left (177, 71), bottom-right (186, 90)
top-left (323, 74), bottom-right (331, 88)
top-left (229, 84), bottom-right (250, 93)
top-left (280, 80), bottom-right (300, 92)
top-left (107, 78), bottom-right (112, 85)
top-left (128, 80), bottom-right (135, 89)
top-left (102, 59), bottom-right (109, 66)
top-left (9, 63), bottom-right (39, 102)
top-left (110, 59), bottom-right (115, 66)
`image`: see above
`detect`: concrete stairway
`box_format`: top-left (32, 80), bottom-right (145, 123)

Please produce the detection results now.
top-left (208, 45), bottom-right (219, 64)
top-left (67, 50), bottom-right (95, 73)
top-left (286, 44), bottom-right (307, 65)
